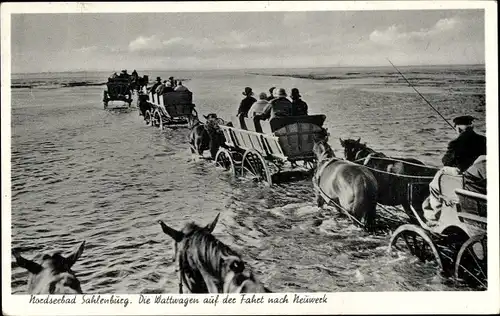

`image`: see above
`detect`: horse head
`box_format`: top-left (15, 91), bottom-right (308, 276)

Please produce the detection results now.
top-left (188, 115), bottom-right (202, 129)
top-left (12, 241), bottom-right (85, 294)
top-left (158, 214), bottom-right (269, 293)
top-left (313, 137), bottom-right (336, 164)
top-left (340, 138), bottom-right (367, 161)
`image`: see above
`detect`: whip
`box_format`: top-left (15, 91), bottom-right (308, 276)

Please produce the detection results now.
top-left (387, 58), bottom-right (455, 130)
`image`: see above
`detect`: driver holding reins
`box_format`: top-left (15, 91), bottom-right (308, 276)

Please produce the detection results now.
top-left (422, 115), bottom-right (487, 224)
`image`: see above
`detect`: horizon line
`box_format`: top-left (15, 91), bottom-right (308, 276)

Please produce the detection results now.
top-left (12, 62), bottom-right (485, 75)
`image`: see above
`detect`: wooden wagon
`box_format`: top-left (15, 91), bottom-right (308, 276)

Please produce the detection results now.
top-left (103, 78), bottom-right (133, 109)
top-left (388, 172), bottom-right (487, 289)
top-left (140, 91), bottom-right (198, 129)
top-left (215, 115), bottom-right (328, 185)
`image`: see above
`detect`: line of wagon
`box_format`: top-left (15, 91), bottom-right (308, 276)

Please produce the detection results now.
top-left (104, 78), bottom-right (488, 290)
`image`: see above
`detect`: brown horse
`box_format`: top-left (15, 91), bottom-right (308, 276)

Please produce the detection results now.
top-left (12, 241), bottom-right (85, 294)
top-left (159, 214), bottom-right (271, 293)
top-left (313, 139), bottom-right (378, 230)
top-left (188, 114), bottom-right (226, 160)
top-left (339, 138), bottom-right (438, 218)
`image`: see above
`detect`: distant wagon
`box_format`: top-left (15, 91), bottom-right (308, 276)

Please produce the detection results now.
top-left (140, 90), bottom-right (198, 129)
top-left (215, 115), bottom-right (328, 185)
top-left (103, 78), bottom-right (133, 109)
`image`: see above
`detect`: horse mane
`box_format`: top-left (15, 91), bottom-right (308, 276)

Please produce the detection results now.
top-left (179, 223), bottom-right (241, 291)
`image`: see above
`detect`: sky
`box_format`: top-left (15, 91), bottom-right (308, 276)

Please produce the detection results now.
top-left (10, 9), bottom-right (485, 73)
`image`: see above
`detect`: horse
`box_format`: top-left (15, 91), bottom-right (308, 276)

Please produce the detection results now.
top-left (188, 114), bottom-right (226, 160)
top-left (12, 241), bottom-right (86, 294)
top-left (313, 138), bottom-right (379, 231)
top-left (158, 214), bottom-right (271, 293)
top-left (339, 138), bottom-right (438, 218)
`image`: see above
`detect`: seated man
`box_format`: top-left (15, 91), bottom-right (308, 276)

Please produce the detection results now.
top-left (248, 92), bottom-right (269, 118)
top-left (422, 114), bottom-right (487, 223)
top-left (290, 88), bottom-right (308, 116)
top-left (260, 88), bottom-right (292, 120)
top-left (174, 81), bottom-right (189, 92)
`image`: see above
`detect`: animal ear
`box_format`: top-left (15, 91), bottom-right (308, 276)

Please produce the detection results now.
top-left (203, 115), bottom-right (208, 120)
top-left (12, 250), bottom-right (42, 274)
top-left (339, 138), bottom-right (344, 146)
top-left (206, 213), bottom-right (220, 233)
top-left (159, 220), bottom-right (184, 242)
top-left (356, 138), bottom-right (361, 143)
top-left (65, 241), bottom-right (85, 268)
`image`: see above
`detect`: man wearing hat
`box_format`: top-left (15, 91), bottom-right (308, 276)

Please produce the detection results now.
top-left (262, 88), bottom-right (292, 119)
top-left (156, 80), bottom-right (167, 95)
top-left (442, 115), bottom-right (486, 172)
top-left (422, 115), bottom-right (486, 225)
top-left (237, 87), bottom-right (257, 118)
top-left (248, 92), bottom-right (269, 118)
top-left (148, 77), bottom-right (162, 93)
top-left (266, 87), bottom-right (276, 101)
top-left (168, 76), bottom-right (175, 88)
top-left (290, 88), bottom-right (308, 116)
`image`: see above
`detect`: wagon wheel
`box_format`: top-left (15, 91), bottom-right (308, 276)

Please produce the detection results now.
top-left (455, 234), bottom-right (487, 289)
top-left (153, 110), bottom-right (163, 130)
top-left (215, 148), bottom-right (235, 176)
top-left (144, 110), bottom-right (152, 126)
top-left (388, 224), bottom-right (443, 270)
top-left (241, 150), bottom-right (272, 185)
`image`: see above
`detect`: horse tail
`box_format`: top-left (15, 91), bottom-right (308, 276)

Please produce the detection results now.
top-left (351, 171), bottom-right (378, 230)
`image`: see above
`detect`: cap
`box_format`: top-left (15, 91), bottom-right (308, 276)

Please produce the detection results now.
top-left (453, 115), bottom-right (476, 126)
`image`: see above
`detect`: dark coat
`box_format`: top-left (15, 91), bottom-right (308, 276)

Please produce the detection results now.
top-left (442, 128), bottom-right (486, 172)
top-left (237, 96), bottom-right (257, 117)
top-left (292, 98), bottom-right (308, 116)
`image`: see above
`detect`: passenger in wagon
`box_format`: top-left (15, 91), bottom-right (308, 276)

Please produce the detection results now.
top-left (148, 77), bottom-right (162, 93)
top-left (237, 87), bottom-right (257, 118)
top-left (422, 115), bottom-right (487, 224)
top-left (290, 88), bottom-right (308, 116)
top-left (247, 92), bottom-right (269, 117)
top-left (168, 76), bottom-right (175, 87)
top-left (174, 81), bottom-right (189, 92)
top-left (266, 87), bottom-right (276, 101)
top-left (156, 80), bottom-right (167, 95)
top-left (261, 88), bottom-right (292, 119)
top-left (164, 81), bottom-right (174, 93)
top-left (442, 115), bottom-right (486, 172)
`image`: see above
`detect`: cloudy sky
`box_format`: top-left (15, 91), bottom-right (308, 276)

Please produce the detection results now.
top-left (11, 9), bottom-right (484, 73)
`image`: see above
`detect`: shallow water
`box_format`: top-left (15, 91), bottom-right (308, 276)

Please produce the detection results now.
top-left (10, 65), bottom-right (486, 293)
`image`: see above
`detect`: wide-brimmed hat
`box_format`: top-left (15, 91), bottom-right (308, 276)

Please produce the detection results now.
top-left (204, 113), bottom-right (218, 120)
top-left (453, 115), bottom-right (476, 126)
top-left (169, 76), bottom-right (174, 80)
top-left (277, 88), bottom-right (287, 97)
top-left (242, 87), bottom-right (254, 96)
top-left (259, 92), bottom-right (268, 100)
top-left (291, 88), bottom-right (301, 98)
top-left (156, 77), bottom-right (161, 81)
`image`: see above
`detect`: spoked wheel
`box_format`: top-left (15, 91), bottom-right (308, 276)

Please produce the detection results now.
top-left (153, 110), bottom-right (163, 130)
top-left (455, 234), bottom-right (487, 289)
top-left (241, 150), bottom-right (272, 185)
top-left (215, 148), bottom-right (235, 176)
top-left (388, 224), bottom-right (443, 270)
top-left (144, 110), bottom-right (152, 126)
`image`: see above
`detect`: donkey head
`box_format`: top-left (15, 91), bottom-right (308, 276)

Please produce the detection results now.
top-left (12, 241), bottom-right (85, 294)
